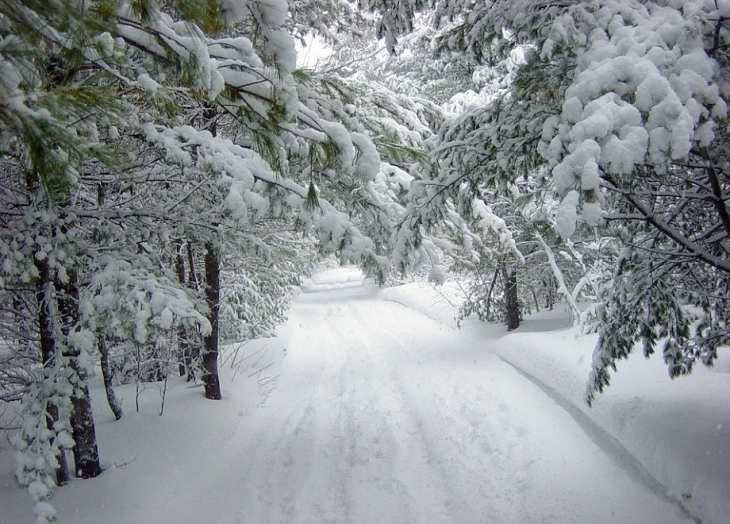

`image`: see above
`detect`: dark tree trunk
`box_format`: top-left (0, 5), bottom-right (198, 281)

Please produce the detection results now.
top-left (203, 105), bottom-right (217, 136)
top-left (545, 279), bottom-right (555, 310)
top-left (57, 270), bottom-right (102, 479)
top-left (183, 242), bottom-right (199, 381)
top-left (203, 242), bottom-right (221, 400)
top-left (35, 257), bottom-right (70, 486)
top-left (176, 240), bottom-right (186, 377)
top-left (175, 240), bottom-right (196, 380)
top-left (97, 182), bottom-right (106, 206)
top-left (201, 108), bottom-right (220, 399)
top-left (485, 265), bottom-right (500, 320)
top-left (503, 265), bottom-right (521, 331)
top-left (68, 384), bottom-right (102, 478)
top-left (98, 337), bottom-right (123, 420)
top-left (187, 242), bottom-right (198, 288)
top-left (11, 293), bottom-right (24, 343)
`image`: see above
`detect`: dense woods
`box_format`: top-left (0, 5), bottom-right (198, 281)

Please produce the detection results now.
top-left (2, 0), bottom-right (730, 520)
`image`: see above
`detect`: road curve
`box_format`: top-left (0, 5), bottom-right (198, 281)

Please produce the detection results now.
top-left (225, 275), bottom-right (690, 524)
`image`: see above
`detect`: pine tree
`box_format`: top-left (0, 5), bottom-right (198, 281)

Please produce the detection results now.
top-left (364, 0), bottom-right (730, 400)
top-left (3, 1), bottom-right (425, 518)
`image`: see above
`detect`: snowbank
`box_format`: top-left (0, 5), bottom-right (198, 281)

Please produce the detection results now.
top-left (496, 324), bottom-right (730, 524)
top-left (379, 281), bottom-right (464, 329)
top-left (381, 281), bottom-right (730, 524)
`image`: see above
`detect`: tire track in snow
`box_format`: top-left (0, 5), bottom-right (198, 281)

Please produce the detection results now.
top-left (232, 300), bottom-right (355, 524)
top-left (352, 297), bottom-right (693, 524)
top-left (346, 300), bottom-right (520, 523)
top-left (230, 279), bottom-right (691, 524)
top-left (236, 296), bottom-right (424, 524)
top-left (319, 299), bottom-right (447, 524)
top-left (242, 399), bottom-right (320, 522)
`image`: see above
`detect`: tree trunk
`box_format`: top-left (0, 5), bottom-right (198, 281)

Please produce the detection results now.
top-left (68, 382), bottom-right (102, 478)
top-left (57, 270), bottom-right (102, 479)
top-left (183, 242), bottom-right (199, 381)
top-left (203, 242), bottom-right (221, 400)
top-left (176, 241), bottom-right (186, 377)
top-left (187, 241), bottom-right (199, 288)
top-left (503, 264), bottom-right (520, 331)
top-left (484, 265), bottom-right (500, 320)
top-left (35, 257), bottom-right (70, 487)
top-left (175, 241), bottom-right (195, 379)
top-left (98, 337), bottom-right (123, 420)
top-left (201, 108), bottom-right (220, 399)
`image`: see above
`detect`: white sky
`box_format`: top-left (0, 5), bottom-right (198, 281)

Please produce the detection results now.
top-left (295, 34), bottom-right (332, 68)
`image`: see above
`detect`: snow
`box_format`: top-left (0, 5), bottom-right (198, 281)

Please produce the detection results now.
top-left (381, 278), bottom-right (730, 524)
top-left (33, 501), bottom-right (56, 523)
top-left (2, 267), bottom-right (728, 523)
top-left (555, 190), bottom-right (580, 239)
top-left (541, 0), bottom-right (729, 237)
top-left (496, 326), bottom-right (730, 524)
top-left (136, 74), bottom-right (160, 95)
top-left (350, 132), bottom-right (380, 181)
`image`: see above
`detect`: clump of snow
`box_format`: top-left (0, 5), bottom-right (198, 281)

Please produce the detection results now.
top-left (28, 480), bottom-right (51, 503)
top-left (137, 74), bottom-right (160, 95)
top-left (34, 501), bottom-right (56, 523)
top-left (350, 132), bottom-right (380, 181)
top-left (427, 265), bottom-right (447, 286)
top-left (555, 190), bottom-right (580, 238)
top-left (219, 0), bottom-right (249, 24)
top-left (582, 201), bottom-right (604, 225)
top-left (542, 1), bottom-right (728, 237)
top-left (472, 199), bottom-right (521, 259)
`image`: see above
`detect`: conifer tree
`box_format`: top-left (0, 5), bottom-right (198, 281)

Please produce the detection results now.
top-left (2, 1), bottom-right (419, 519)
top-left (365, 0), bottom-right (730, 399)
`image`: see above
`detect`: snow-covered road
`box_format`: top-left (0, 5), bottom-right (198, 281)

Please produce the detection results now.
top-left (2, 268), bottom-right (696, 524)
top-left (224, 269), bottom-right (690, 524)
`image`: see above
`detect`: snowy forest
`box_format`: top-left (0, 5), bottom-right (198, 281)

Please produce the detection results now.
top-left (1, 0), bottom-right (730, 523)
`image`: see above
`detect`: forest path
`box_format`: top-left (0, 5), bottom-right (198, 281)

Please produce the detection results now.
top-left (215, 268), bottom-right (688, 524)
top-left (22, 268), bottom-right (694, 524)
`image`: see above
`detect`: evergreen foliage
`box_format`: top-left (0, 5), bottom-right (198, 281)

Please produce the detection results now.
top-left (365, 0), bottom-right (730, 401)
top-left (0, 0), bottom-right (409, 519)
top-left (4, 0), bottom-right (730, 520)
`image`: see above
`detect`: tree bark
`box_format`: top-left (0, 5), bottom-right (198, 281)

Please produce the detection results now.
top-left (484, 265), bottom-right (500, 320)
top-left (176, 240), bottom-right (186, 377)
top-left (503, 264), bottom-right (521, 331)
top-left (68, 383), bottom-right (102, 478)
top-left (187, 242), bottom-right (198, 288)
top-left (201, 107), bottom-right (220, 399)
top-left (35, 257), bottom-right (70, 487)
top-left (182, 242), bottom-right (199, 381)
top-left (98, 337), bottom-right (123, 420)
top-left (203, 242), bottom-right (222, 400)
top-left (57, 270), bottom-right (102, 479)
top-left (175, 240), bottom-right (194, 379)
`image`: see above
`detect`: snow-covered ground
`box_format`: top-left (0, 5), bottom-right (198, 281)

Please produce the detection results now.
top-left (1, 267), bottom-right (726, 523)
top-left (381, 275), bottom-right (730, 524)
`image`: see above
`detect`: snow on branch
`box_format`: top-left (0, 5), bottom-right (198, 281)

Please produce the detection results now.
top-left (88, 258), bottom-right (211, 342)
top-left (472, 198), bottom-right (523, 262)
top-left (538, 2), bottom-right (729, 235)
top-left (142, 123), bottom-right (388, 273)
